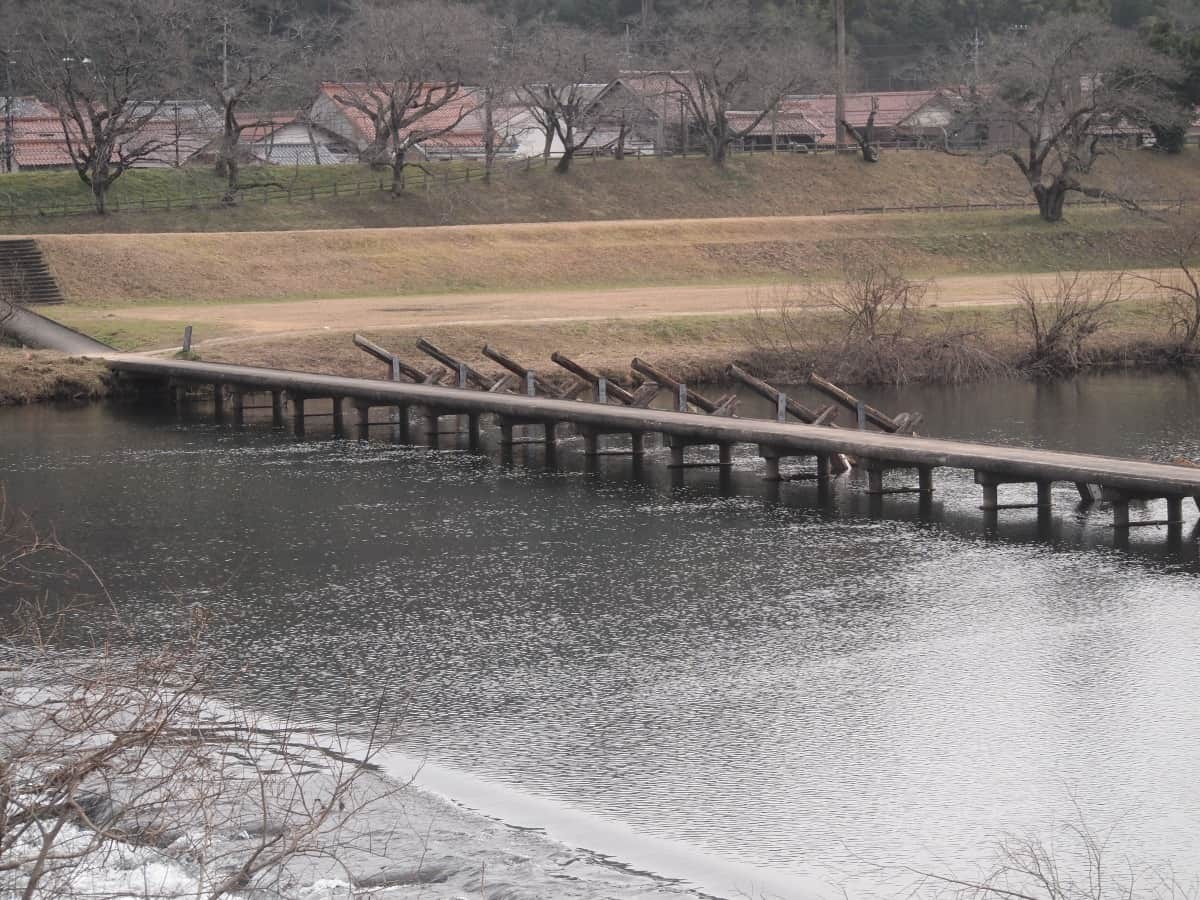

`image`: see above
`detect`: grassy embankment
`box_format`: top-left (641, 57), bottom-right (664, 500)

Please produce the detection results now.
top-left (2, 146), bottom-right (1197, 235)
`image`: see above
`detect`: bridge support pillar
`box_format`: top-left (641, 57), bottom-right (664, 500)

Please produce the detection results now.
top-left (1101, 487), bottom-right (1188, 531)
top-left (291, 395), bottom-right (305, 437)
top-left (468, 413), bottom-right (481, 449)
top-left (758, 444), bottom-right (834, 482)
top-left (331, 397), bottom-right (344, 436)
top-left (975, 471), bottom-right (1051, 510)
top-left (583, 429), bottom-right (600, 456)
top-left (861, 458), bottom-right (935, 496)
top-left (231, 388), bottom-right (245, 425)
top-left (212, 383), bottom-right (226, 418)
top-left (630, 432), bottom-right (645, 456)
top-left (423, 410), bottom-right (440, 446)
top-left (355, 404), bottom-right (370, 439)
top-left (271, 390), bottom-right (284, 427)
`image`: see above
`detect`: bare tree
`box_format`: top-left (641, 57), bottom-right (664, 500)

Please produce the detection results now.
top-left (1011, 271), bottom-right (1129, 375)
top-left (329, 0), bottom-right (491, 195)
top-left (195, 1), bottom-right (296, 196)
top-left (467, 17), bottom-right (520, 184)
top-left (22, 0), bottom-right (193, 214)
top-left (657, 0), bottom-right (827, 165)
top-left (1137, 228), bottom-right (1200, 350)
top-left (953, 16), bottom-right (1182, 222)
top-left (516, 23), bottom-right (618, 175)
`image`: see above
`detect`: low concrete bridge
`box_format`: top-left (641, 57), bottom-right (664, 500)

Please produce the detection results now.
top-left (107, 356), bottom-right (1200, 538)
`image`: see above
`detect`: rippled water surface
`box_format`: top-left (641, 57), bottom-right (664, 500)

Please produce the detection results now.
top-left (3, 372), bottom-right (1200, 897)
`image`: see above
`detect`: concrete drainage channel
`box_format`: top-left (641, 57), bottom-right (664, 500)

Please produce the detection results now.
top-left (0, 237), bottom-right (114, 353)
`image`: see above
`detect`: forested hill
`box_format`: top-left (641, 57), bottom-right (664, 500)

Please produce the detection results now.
top-left (220, 0), bottom-right (1176, 61)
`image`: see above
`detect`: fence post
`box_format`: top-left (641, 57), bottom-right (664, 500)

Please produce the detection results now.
top-left (526, 371), bottom-right (536, 397)
top-left (181, 326), bottom-right (193, 354)
top-left (777, 393), bottom-right (787, 423)
top-left (458, 363), bottom-right (468, 389)
top-left (597, 377), bottom-right (607, 404)
top-left (857, 402), bottom-right (867, 430)
top-left (677, 384), bottom-right (687, 412)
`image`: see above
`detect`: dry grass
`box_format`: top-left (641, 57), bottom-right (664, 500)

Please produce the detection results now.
top-left (198, 297), bottom-right (1199, 388)
top-left (34, 206), bottom-right (1198, 308)
top-left (0, 349), bottom-right (110, 405)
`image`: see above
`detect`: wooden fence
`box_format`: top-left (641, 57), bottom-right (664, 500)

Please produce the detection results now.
top-left (0, 135), bottom-right (1191, 222)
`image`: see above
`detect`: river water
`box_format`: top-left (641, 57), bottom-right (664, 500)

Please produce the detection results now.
top-left (2, 371), bottom-right (1199, 898)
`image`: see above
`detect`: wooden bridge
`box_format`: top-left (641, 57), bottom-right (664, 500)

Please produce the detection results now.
top-left (106, 355), bottom-right (1200, 539)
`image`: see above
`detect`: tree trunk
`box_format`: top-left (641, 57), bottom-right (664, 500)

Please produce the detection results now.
top-left (1034, 181), bottom-right (1068, 222)
top-left (91, 176), bottom-right (108, 215)
top-left (216, 99), bottom-right (238, 182)
top-left (709, 132), bottom-right (728, 165)
top-left (390, 146), bottom-right (407, 196)
top-left (542, 127), bottom-right (554, 160)
top-left (555, 145), bottom-right (573, 174)
top-left (482, 93), bottom-right (495, 185)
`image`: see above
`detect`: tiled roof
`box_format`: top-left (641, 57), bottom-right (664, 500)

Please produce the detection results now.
top-left (726, 110), bottom-right (823, 139)
top-left (784, 91), bottom-right (945, 133)
top-left (317, 82), bottom-right (484, 148)
top-left (235, 112), bottom-right (299, 144)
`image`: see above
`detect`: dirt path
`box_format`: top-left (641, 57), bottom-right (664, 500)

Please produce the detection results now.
top-left (78, 269), bottom-right (1166, 347)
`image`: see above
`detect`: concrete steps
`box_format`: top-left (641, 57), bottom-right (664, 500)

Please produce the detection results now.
top-left (0, 238), bottom-right (65, 305)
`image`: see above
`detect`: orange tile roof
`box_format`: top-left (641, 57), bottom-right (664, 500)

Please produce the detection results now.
top-left (318, 82), bottom-right (483, 148)
top-left (784, 90), bottom-right (944, 134)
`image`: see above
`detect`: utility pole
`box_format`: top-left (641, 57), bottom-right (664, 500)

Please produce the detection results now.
top-left (835, 0), bottom-right (846, 150)
top-left (221, 17), bottom-right (230, 91)
top-left (971, 28), bottom-right (981, 88)
top-left (3, 55), bottom-right (14, 174)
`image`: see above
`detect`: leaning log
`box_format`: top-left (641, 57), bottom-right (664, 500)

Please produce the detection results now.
top-left (728, 364), bottom-right (824, 423)
top-left (631, 358), bottom-right (735, 415)
top-left (416, 338), bottom-right (494, 389)
top-left (353, 333), bottom-right (429, 383)
top-left (551, 352), bottom-right (637, 405)
top-left (807, 372), bottom-right (900, 432)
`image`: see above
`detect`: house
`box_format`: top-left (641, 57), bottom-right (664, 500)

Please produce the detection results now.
top-left (2, 97), bottom-right (74, 171)
top-left (613, 71), bottom-right (696, 152)
top-left (2, 97), bottom-right (223, 172)
top-left (194, 113), bottom-right (358, 167)
top-left (242, 114), bottom-right (357, 166)
top-left (784, 90), bottom-right (976, 147)
top-left (124, 101), bottom-right (222, 167)
top-left (309, 82), bottom-right (488, 160)
top-left (725, 108), bottom-right (824, 149)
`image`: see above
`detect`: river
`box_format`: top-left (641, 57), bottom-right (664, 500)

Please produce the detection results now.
top-left (2, 371), bottom-right (1199, 898)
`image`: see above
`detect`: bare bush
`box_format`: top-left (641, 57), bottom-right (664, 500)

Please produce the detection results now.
top-left (744, 263), bottom-right (1010, 385)
top-left (1011, 271), bottom-right (1129, 376)
top-left (1, 487), bottom-right (401, 899)
top-left (1137, 230), bottom-right (1200, 350)
top-left (816, 259), bottom-right (928, 346)
top-left (902, 807), bottom-right (1198, 900)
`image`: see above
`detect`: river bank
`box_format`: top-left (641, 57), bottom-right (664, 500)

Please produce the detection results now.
top-left (5, 299), bottom-right (1200, 407)
top-left (0, 348), bottom-right (110, 405)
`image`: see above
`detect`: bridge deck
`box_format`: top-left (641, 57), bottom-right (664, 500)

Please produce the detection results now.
top-left (107, 356), bottom-right (1200, 502)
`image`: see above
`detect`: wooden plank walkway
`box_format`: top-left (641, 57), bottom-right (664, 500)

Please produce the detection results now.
top-left (107, 356), bottom-right (1200, 535)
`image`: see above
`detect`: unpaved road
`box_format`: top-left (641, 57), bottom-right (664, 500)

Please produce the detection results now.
top-left (76, 269), bottom-right (1167, 345)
